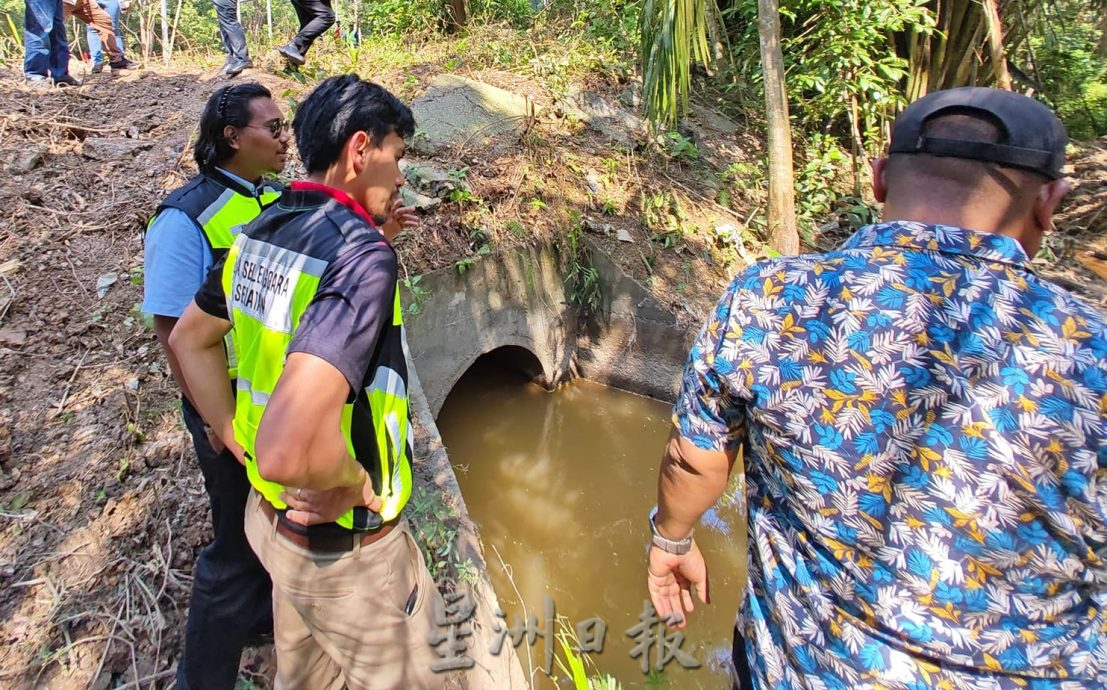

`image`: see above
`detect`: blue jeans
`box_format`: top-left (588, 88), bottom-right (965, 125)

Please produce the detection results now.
top-left (23, 0), bottom-right (69, 79)
top-left (86, 0), bottom-right (123, 65)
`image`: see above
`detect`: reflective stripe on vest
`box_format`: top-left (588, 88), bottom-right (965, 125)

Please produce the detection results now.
top-left (194, 186), bottom-right (281, 379)
top-left (223, 235), bottom-right (413, 527)
top-left (364, 293), bottom-right (413, 522)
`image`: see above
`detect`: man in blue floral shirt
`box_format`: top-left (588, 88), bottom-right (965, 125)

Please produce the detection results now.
top-left (646, 87), bottom-right (1107, 689)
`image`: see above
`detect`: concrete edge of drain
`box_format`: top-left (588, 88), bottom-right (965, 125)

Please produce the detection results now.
top-left (409, 365), bottom-right (532, 689)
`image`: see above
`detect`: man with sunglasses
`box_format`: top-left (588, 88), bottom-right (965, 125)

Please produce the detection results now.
top-left (143, 83), bottom-right (289, 689)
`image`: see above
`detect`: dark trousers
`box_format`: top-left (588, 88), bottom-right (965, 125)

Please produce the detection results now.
top-left (732, 626), bottom-right (756, 690)
top-left (289, 0), bottom-right (334, 55)
top-left (22, 0), bottom-right (69, 79)
top-left (176, 396), bottom-right (272, 690)
top-left (213, 0), bottom-right (249, 61)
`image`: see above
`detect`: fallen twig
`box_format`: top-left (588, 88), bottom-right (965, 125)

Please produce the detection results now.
top-left (0, 510), bottom-right (38, 520)
top-left (113, 667), bottom-right (176, 689)
top-left (0, 112), bottom-right (117, 135)
top-left (55, 348), bottom-right (91, 414)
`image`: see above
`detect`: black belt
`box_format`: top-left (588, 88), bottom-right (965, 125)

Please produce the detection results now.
top-left (257, 493), bottom-right (396, 554)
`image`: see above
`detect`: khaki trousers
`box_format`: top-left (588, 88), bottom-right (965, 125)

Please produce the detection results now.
top-left (244, 491), bottom-right (446, 690)
top-left (63, 0), bottom-right (123, 62)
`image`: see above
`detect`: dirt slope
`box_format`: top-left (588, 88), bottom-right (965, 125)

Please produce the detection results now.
top-left (0, 67), bottom-right (301, 689)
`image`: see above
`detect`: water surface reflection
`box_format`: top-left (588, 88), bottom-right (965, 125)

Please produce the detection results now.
top-left (437, 358), bottom-right (747, 688)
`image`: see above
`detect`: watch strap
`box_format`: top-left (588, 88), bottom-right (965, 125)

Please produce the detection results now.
top-left (648, 506), bottom-right (693, 555)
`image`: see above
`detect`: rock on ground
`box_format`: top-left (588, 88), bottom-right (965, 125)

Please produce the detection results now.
top-left (82, 137), bottom-right (153, 161)
top-left (410, 75), bottom-right (536, 155)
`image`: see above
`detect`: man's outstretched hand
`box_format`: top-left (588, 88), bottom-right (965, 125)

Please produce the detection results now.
top-left (647, 541), bottom-right (710, 629)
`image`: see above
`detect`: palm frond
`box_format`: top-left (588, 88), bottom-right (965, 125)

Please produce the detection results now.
top-left (639, 0), bottom-right (721, 129)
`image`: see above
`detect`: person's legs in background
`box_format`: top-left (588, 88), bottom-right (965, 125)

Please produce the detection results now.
top-left (86, 0), bottom-right (122, 73)
top-left (278, 0), bottom-right (333, 67)
top-left (212, 0), bottom-right (252, 76)
top-left (23, 0), bottom-right (70, 84)
top-left (65, 0), bottom-right (135, 68)
top-left (174, 397), bottom-right (273, 690)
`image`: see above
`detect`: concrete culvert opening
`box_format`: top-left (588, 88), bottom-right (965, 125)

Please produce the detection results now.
top-left (439, 346), bottom-right (547, 415)
top-left (478, 345), bottom-right (547, 387)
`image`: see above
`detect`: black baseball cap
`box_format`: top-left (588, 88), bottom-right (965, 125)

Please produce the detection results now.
top-left (888, 87), bottom-right (1068, 180)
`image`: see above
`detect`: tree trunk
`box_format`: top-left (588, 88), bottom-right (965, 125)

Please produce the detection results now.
top-left (159, 0), bottom-right (168, 63)
top-left (445, 0), bottom-right (469, 31)
top-left (1098, 7), bottom-right (1107, 58)
top-left (168, 0), bottom-right (183, 61)
top-left (266, 0), bottom-right (273, 40)
top-left (980, 0), bottom-right (1012, 89)
top-left (757, 0), bottom-right (798, 255)
top-left (139, 3), bottom-right (149, 61)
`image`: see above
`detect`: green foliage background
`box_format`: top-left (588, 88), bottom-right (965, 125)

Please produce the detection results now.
top-left (0, 0), bottom-right (1101, 235)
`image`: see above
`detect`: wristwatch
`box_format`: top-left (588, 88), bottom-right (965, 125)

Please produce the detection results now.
top-left (648, 506), bottom-right (693, 555)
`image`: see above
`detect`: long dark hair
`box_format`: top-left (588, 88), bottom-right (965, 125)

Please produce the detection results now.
top-left (193, 83), bottom-right (273, 174)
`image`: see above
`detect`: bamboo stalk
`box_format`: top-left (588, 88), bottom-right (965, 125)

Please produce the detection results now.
top-left (159, 0), bottom-right (168, 64)
top-left (954, 20), bottom-right (985, 86)
top-left (944, 1), bottom-right (981, 88)
top-left (167, 0), bottom-right (182, 62)
top-left (932, 0), bottom-right (957, 91)
top-left (980, 0), bottom-right (1012, 89)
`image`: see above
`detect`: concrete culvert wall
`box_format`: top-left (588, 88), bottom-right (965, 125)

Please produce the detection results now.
top-left (573, 241), bottom-right (697, 402)
top-left (405, 241), bottom-right (695, 412)
top-left (405, 246), bottom-right (576, 417)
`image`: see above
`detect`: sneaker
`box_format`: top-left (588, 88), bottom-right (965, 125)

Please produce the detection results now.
top-left (224, 57), bottom-right (254, 77)
top-left (277, 43), bottom-right (306, 66)
top-left (109, 58), bottom-right (139, 70)
top-left (25, 74), bottom-right (50, 88)
top-left (90, 62), bottom-right (104, 74)
top-left (52, 74), bottom-right (82, 87)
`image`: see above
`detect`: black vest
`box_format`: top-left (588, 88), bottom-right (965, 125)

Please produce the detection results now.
top-left (151, 169), bottom-right (283, 260)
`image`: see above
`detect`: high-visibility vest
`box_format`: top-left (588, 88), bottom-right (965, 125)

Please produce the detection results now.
top-left (221, 195), bottom-right (413, 529)
top-left (151, 170), bottom-right (282, 378)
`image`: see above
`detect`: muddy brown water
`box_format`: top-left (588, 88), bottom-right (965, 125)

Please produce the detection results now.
top-left (437, 357), bottom-right (747, 689)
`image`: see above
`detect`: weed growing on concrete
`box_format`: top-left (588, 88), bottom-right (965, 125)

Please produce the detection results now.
top-left (562, 211), bottom-right (602, 315)
top-left (406, 486), bottom-right (479, 588)
top-left (505, 220), bottom-right (527, 238)
top-left (402, 274), bottom-right (429, 315)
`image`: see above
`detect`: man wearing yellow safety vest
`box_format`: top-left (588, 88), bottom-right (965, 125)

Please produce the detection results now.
top-left (169, 74), bottom-right (443, 689)
top-left (142, 82), bottom-right (288, 689)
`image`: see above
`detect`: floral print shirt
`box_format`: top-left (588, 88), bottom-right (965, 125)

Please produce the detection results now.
top-left (675, 221), bottom-right (1107, 689)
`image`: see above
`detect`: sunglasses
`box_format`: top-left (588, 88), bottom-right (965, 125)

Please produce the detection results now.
top-left (244, 119), bottom-right (289, 139)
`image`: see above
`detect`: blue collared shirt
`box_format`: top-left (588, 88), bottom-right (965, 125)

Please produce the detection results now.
top-left (676, 221), bottom-right (1107, 688)
top-left (142, 168), bottom-right (258, 318)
